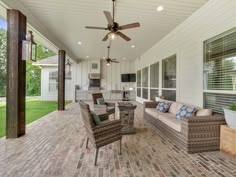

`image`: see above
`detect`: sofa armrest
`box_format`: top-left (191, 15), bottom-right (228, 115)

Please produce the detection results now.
top-left (144, 101), bottom-right (159, 108)
top-left (181, 114), bottom-right (225, 123)
top-left (181, 114), bottom-right (226, 139)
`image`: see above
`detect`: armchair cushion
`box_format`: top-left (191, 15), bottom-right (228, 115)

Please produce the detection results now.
top-left (96, 98), bottom-right (105, 105)
top-left (91, 111), bottom-right (101, 125)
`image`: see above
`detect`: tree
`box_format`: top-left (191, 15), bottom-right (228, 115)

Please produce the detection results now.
top-left (0, 26), bottom-right (55, 96)
top-left (26, 44), bottom-right (55, 96)
top-left (0, 28), bottom-right (7, 96)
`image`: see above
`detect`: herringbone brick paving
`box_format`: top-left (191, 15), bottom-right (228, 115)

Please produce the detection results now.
top-left (0, 102), bottom-right (236, 177)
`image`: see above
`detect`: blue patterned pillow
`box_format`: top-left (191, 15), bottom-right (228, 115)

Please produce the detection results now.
top-left (176, 105), bottom-right (197, 119)
top-left (156, 101), bottom-right (172, 112)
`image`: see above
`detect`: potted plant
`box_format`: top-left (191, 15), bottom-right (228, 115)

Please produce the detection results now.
top-left (223, 103), bottom-right (236, 129)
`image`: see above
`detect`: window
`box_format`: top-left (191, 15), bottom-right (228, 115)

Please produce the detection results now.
top-left (136, 70), bottom-right (141, 97)
top-left (150, 62), bottom-right (159, 101)
top-left (204, 28), bottom-right (236, 113)
top-left (49, 71), bottom-right (58, 92)
top-left (162, 55), bottom-right (176, 101)
top-left (49, 71), bottom-right (72, 92)
top-left (142, 67), bottom-right (149, 99)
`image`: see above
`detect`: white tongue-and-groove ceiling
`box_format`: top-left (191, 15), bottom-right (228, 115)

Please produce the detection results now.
top-left (18, 0), bottom-right (208, 61)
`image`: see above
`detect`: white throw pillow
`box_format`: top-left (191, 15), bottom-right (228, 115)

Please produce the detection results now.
top-left (196, 109), bottom-right (212, 116)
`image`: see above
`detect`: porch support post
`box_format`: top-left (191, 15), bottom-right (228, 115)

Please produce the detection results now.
top-left (6, 10), bottom-right (26, 138)
top-left (58, 50), bottom-right (66, 111)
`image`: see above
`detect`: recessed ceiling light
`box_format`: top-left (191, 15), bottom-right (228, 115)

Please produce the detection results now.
top-left (131, 45), bottom-right (135, 48)
top-left (123, 58), bottom-right (126, 60)
top-left (77, 41), bottom-right (82, 45)
top-left (157, 5), bottom-right (164, 12)
top-left (103, 56), bottom-right (106, 59)
top-left (86, 56), bottom-right (89, 58)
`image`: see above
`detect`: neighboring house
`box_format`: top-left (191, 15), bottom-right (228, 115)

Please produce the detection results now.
top-left (33, 55), bottom-right (73, 101)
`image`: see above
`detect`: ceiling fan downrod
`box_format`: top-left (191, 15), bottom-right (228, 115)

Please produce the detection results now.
top-left (112, 0), bottom-right (115, 22)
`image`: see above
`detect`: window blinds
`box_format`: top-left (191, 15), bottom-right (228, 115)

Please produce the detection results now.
top-left (204, 28), bottom-right (236, 114)
top-left (204, 30), bottom-right (236, 91)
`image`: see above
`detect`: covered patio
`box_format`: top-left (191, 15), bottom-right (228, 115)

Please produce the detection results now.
top-left (1, 0), bottom-right (236, 177)
top-left (0, 103), bottom-right (236, 177)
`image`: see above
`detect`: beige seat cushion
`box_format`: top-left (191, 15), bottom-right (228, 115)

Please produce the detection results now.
top-left (145, 108), bottom-right (159, 118)
top-left (158, 114), bottom-right (182, 132)
top-left (145, 108), bottom-right (181, 132)
top-left (196, 109), bottom-right (212, 116)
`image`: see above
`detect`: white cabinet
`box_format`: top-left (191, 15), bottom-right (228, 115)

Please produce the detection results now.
top-left (75, 90), bottom-right (136, 101)
top-left (76, 90), bottom-right (87, 100)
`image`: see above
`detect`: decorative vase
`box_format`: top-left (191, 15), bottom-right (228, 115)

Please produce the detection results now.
top-left (223, 108), bottom-right (236, 129)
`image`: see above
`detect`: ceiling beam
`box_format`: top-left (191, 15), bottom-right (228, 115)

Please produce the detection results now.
top-left (0, 0), bottom-right (79, 62)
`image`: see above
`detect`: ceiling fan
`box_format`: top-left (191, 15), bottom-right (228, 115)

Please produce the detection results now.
top-left (105, 46), bottom-right (119, 66)
top-left (85, 0), bottom-right (140, 41)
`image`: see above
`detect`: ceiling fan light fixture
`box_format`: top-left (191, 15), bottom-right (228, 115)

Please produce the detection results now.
top-left (108, 33), bottom-right (118, 40)
top-left (157, 5), bottom-right (164, 12)
top-left (106, 62), bottom-right (111, 66)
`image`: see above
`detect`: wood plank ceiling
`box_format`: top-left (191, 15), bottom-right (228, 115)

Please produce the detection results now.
top-left (18, 0), bottom-right (208, 61)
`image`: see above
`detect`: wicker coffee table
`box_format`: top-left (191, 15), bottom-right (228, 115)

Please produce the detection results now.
top-left (118, 102), bottom-right (137, 134)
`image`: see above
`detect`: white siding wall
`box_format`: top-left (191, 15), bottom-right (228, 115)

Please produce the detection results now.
top-left (135, 0), bottom-right (236, 107)
top-left (41, 66), bottom-right (73, 101)
top-left (75, 59), bottom-right (135, 90)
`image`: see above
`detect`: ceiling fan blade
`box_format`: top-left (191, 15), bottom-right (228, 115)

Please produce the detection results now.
top-left (119, 22), bottom-right (140, 30)
top-left (111, 60), bottom-right (119, 63)
top-left (116, 32), bottom-right (131, 41)
top-left (85, 26), bottom-right (107, 30)
top-left (102, 34), bottom-right (109, 41)
top-left (104, 11), bottom-right (114, 26)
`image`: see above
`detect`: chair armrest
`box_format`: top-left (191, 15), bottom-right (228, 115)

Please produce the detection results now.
top-left (92, 120), bottom-right (122, 135)
top-left (144, 101), bottom-right (158, 108)
top-left (105, 102), bottom-right (116, 107)
top-left (94, 104), bottom-right (107, 114)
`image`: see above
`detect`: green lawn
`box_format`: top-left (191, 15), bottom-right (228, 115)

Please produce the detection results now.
top-left (0, 100), bottom-right (71, 138)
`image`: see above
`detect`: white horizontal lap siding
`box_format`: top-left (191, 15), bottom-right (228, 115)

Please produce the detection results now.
top-left (75, 60), bottom-right (136, 92)
top-left (135, 0), bottom-right (236, 107)
top-left (41, 67), bottom-right (73, 101)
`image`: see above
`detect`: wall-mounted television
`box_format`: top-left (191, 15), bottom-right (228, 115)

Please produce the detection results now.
top-left (121, 73), bottom-right (136, 82)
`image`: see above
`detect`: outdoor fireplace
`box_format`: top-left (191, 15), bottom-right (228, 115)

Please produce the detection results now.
top-left (88, 73), bottom-right (100, 90)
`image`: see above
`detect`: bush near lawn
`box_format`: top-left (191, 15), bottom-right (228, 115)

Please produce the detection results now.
top-left (0, 100), bottom-right (71, 138)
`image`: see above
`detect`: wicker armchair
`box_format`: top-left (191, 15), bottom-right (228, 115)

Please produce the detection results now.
top-left (92, 93), bottom-right (116, 118)
top-left (79, 100), bottom-right (122, 165)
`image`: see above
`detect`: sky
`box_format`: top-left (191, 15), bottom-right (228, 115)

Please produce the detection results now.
top-left (0, 17), bottom-right (6, 29)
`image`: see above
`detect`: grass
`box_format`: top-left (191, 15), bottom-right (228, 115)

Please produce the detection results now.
top-left (0, 99), bottom-right (71, 138)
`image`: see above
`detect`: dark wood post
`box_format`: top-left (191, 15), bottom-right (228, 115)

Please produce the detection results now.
top-left (6, 10), bottom-right (26, 138)
top-left (58, 50), bottom-right (66, 110)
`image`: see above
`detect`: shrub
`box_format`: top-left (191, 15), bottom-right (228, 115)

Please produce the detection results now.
top-left (229, 103), bottom-right (236, 111)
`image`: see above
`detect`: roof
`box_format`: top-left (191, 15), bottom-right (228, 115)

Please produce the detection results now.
top-left (33, 55), bottom-right (58, 66)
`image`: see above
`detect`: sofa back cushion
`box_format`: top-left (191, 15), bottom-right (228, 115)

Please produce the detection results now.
top-left (169, 102), bottom-right (184, 114)
top-left (196, 109), bottom-right (212, 116)
top-left (156, 101), bottom-right (172, 112)
top-left (176, 105), bottom-right (197, 119)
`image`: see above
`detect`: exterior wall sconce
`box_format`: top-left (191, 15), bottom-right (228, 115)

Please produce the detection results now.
top-left (22, 31), bottom-right (37, 61)
top-left (66, 59), bottom-right (71, 74)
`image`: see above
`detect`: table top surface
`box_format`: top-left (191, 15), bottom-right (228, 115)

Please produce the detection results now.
top-left (118, 102), bottom-right (137, 108)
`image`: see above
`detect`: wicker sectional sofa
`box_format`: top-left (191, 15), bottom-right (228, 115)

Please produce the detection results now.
top-left (144, 101), bottom-right (226, 153)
